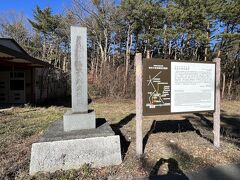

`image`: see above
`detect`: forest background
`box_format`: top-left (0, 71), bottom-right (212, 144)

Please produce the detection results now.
top-left (0, 0), bottom-right (239, 99)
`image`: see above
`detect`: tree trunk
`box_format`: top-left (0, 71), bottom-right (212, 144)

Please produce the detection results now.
top-left (227, 77), bottom-right (233, 99)
top-left (174, 49), bottom-right (177, 60)
top-left (163, 24), bottom-right (167, 58)
top-left (146, 50), bottom-right (150, 58)
top-left (95, 57), bottom-right (99, 80)
top-left (99, 43), bottom-right (105, 63)
top-left (124, 24), bottom-right (132, 94)
top-left (194, 47), bottom-right (198, 61)
top-left (103, 28), bottom-right (108, 62)
top-left (168, 40), bottom-right (171, 58)
top-left (42, 35), bottom-right (46, 60)
top-left (222, 72), bottom-right (225, 98)
top-left (204, 23), bottom-right (210, 61)
top-left (63, 56), bottom-right (67, 72)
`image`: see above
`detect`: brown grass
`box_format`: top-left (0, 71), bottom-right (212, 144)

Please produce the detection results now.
top-left (0, 99), bottom-right (239, 179)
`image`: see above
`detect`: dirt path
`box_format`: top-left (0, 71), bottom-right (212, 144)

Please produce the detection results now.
top-left (113, 112), bottom-right (240, 179)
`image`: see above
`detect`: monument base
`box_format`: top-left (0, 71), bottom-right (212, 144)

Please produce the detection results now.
top-left (63, 110), bottom-right (95, 131)
top-left (29, 120), bottom-right (122, 175)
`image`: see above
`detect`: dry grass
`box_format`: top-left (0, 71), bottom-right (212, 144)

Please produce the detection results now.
top-left (0, 99), bottom-right (239, 179)
top-left (221, 100), bottom-right (240, 115)
top-left (0, 105), bottom-right (65, 179)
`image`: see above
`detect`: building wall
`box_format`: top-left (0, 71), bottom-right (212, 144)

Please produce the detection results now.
top-left (24, 70), bottom-right (32, 102)
top-left (0, 69), bottom-right (32, 104)
top-left (34, 68), bottom-right (67, 103)
top-left (0, 66), bottom-right (67, 105)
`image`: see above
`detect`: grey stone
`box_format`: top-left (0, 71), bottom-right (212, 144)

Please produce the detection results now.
top-left (63, 110), bottom-right (96, 131)
top-left (63, 26), bottom-right (95, 131)
top-left (29, 26), bottom-right (122, 176)
top-left (71, 26), bottom-right (88, 113)
top-left (40, 119), bottom-right (114, 142)
top-left (29, 135), bottom-right (122, 175)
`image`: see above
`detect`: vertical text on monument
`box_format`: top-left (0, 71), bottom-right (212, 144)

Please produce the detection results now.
top-left (71, 26), bottom-right (88, 113)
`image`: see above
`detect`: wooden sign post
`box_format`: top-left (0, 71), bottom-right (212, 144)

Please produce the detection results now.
top-left (135, 54), bottom-right (221, 156)
top-left (213, 58), bottom-right (221, 148)
top-left (135, 53), bottom-right (143, 157)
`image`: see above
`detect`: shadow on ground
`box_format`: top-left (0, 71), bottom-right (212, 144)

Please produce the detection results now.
top-left (191, 113), bottom-right (240, 147)
top-left (187, 163), bottom-right (240, 180)
top-left (35, 96), bottom-right (94, 108)
top-left (142, 111), bottom-right (240, 151)
top-left (143, 119), bottom-right (199, 152)
top-left (111, 113), bottom-right (135, 160)
top-left (96, 118), bottom-right (108, 127)
top-left (147, 158), bottom-right (189, 180)
top-left (194, 112), bottom-right (240, 137)
top-left (140, 135), bottom-right (238, 180)
top-left (140, 113), bottom-right (240, 180)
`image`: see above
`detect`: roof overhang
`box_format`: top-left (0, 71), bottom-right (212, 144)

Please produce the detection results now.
top-left (0, 44), bottom-right (51, 68)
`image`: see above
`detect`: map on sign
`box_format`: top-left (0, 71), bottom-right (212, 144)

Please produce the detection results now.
top-left (143, 60), bottom-right (171, 115)
top-left (146, 70), bottom-right (170, 108)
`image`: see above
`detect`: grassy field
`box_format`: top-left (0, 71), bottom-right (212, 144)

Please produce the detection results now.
top-left (0, 99), bottom-right (239, 179)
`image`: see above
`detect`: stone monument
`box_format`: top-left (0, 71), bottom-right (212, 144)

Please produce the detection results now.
top-left (63, 27), bottom-right (95, 131)
top-left (29, 26), bottom-right (122, 175)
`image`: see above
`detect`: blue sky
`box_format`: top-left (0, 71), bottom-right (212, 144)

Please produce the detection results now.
top-left (0, 0), bottom-right (73, 18)
top-left (0, 0), bottom-right (121, 19)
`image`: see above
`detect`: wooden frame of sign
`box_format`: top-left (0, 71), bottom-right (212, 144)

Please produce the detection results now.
top-left (135, 53), bottom-right (221, 157)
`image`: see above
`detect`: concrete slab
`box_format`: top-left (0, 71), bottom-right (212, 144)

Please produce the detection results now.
top-left (41, 119), bottom-right (114, 142)
top-left (63, 110), bottom-right (96, 131)
top-left (30, 135), bottom-right (121, 175)
top-left (30, 119), bottom-right (122, 175)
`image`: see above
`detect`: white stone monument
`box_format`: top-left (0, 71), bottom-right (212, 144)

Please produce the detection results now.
top-left (29, 26), bottom-right (122, 175)
top-left (63, 27), bottom-right (95, 131)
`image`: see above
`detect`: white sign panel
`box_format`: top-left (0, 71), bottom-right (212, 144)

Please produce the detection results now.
top-left (171, 62), bottom-right (215, 112)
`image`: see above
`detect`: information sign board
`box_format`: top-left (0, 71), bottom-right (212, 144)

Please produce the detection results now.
top-left (142, 59), bottom-right (215, 116)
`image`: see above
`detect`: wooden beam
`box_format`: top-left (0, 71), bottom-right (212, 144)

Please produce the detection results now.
top-left (0, 57), bottom-right (14, 60)
top-left (136, 53), bottom-right (143, 157)
top-left (0, 61), bottom-right (44, 68)
top-left (213, 58), bottom-right (221, 147)
top-left (0, 60), bottom-right (30, 65)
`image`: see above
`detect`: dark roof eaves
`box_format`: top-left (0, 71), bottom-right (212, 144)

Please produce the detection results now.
top-left (0, 44), bottom-right (51, 67)
top-left (0, 38), bottom-right (29, 55)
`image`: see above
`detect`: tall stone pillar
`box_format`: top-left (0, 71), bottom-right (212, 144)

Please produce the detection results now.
top-left (63, 26), bottom-right (95, 131)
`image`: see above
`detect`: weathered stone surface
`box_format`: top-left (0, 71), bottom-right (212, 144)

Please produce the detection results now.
top-left (63, 110), bottom-right (96, 131)
top-left (71, 26), bottom-right (88, 113)
top-left (63, 26), bottom-right (95, 131)
top-left (40, 119), bottom-right (114, 142)
top-left (29, 135), bottom-right (122, 175)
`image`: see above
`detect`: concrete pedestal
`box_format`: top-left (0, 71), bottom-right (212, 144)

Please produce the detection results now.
top-left (63, 110), bottom-right (96, 131)
top-left (29, 120), bottom-right (122, 175)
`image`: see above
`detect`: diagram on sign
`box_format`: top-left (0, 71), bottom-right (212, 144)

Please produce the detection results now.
top-left (146, 69), bottom-right (170, 109)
